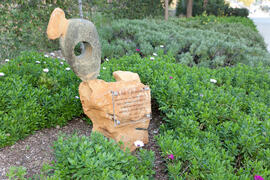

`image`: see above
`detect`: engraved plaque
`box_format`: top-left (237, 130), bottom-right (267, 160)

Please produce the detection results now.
top-left (111, 86), bottom-right (151, 126)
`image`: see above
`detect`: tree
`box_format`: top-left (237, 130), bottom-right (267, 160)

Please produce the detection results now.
top-left (203, 0), bottom-right (208, 9)
top-left (186, 0), bottom-right (193, 17)
top-left (165, 0), bottom-right (169, 20)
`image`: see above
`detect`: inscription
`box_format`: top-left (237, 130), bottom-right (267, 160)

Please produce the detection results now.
top-left (112, 86), bottom-right (151, 126)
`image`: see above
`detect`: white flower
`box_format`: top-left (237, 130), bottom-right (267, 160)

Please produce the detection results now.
top-left (0, 72), bottom-right (5, 77)
top-left (43, 68), bottom-right (49, 73)
top-left (160, 45), bottom-right (164, 48)
top-left (134, 140), bottom-right (144, 147)
top-left (44, 55), bottom-right (49, 58)
top-left (150, 57), bottom-right (155, 60)
top-left (75, 96), bottom-right (79, 99)
top-left (57, 56), bottom-right (61, 59)
top-left (35, 61), bottom-right (41, 64)
top-left (153, 53), bottom-right (158, 56)
top-left (60, 62), bottom-right (64, 65)
top-left (50, 52), bottom-right (55, 56)
top-left (66, 67), bottom-right (71, 71)
top-left (105, 58), bottom-right (109, 62)
top-left (103, 67), bottom-right (106, 70)
top-left (5, 59), bottom-right (9, 62)
top-left (43, 62), bottom-right (46, 64)
top-left (210, 79), bottom-right (217, 83)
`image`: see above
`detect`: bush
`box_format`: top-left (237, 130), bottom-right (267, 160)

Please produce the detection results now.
top-left (0, 52), bottom-right (83, 148)
top-left (0, 1), bottom-right (93, 61)
top-left (99, 18), bottom-right (269, 68)
top-left (225, 7), bottom-right (250, 17)
top-left (8, 133), bottom-right (155, 179)
top-left (188, 15), bottom-right (257, 32)
top-left (99, 54), bottom-right (270, 179)
top-left (88, 0), bottom-right (164, 19)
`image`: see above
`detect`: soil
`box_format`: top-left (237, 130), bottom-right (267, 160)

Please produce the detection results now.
top-left (0, 51), bottom-right (168, 180)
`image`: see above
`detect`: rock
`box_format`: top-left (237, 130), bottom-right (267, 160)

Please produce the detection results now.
top-left (113, 71), bottom-right (141, 83)
top-left (79, 71), bottom-right (151, 151)
top-left (47, 8), bottom-right (101, 81)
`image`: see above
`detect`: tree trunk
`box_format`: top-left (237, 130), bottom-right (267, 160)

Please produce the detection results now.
top-left (107, 0), bottom-right (112, 3)
top-left (203, 0), bottom-right (208, 10)
top-left (165, 0), bottom-right (169, 21)
top-left (186, 0), bottom-right (193, 18)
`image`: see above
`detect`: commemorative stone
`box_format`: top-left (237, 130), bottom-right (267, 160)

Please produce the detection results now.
top-left (47, 8), bottom-right (151, 151)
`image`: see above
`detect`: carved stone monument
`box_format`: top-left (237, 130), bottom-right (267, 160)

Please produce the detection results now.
top-left (47, 8), bottom-right (151, 151)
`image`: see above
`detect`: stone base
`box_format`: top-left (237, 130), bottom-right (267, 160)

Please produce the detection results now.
top-left (79, 71), bottom-right (151, 151)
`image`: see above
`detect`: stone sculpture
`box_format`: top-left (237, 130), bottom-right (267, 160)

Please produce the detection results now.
top-left (47, 8), bottom-right (101, 81)
top-left (47, 8), bottom-right (151, 151)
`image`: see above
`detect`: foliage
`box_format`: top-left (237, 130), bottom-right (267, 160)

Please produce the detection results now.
top-left (3, 51), bottom-right (270, 178)
top-left (98, 18), bottom-right (268, 68)
top-left (8, 133), bottom-right (155, 179)
top-left (176, 0), bottom-right (249, 17)
top-left (0, 1), bottom-right (93, 61)
top-left (0, 52), bottom-right (83, 148)
top-left (99, 53), bottom-right (270, 179)
top-left (176, 0), bottom-right (229, 16)
top-left (225, 6), bottom-right (250, 17)
top-left (189, 14), bottom-right (257, 32)
top-left (87, 0), bottom-right (164, 19)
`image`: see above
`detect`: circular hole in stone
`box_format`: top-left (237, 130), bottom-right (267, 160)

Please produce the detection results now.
top-left (74, 41), bottom-right (92, 57)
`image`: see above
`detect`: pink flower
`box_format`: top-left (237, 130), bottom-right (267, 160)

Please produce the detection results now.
top-left (168, 154), bottom-right (174, 160)
top-left (136, 48), bottom-right (140, 52)
top-left (169, 76), bottom-right (173, 79)
top-left (254, 175), bottom-right (264, 180)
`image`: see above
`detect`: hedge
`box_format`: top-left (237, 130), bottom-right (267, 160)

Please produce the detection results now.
top-left (99, 18), bottom-right (269, 68)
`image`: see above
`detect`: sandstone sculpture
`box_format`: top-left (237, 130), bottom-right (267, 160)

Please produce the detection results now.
top-left (47, 8), bottom-right (151, 151)
top-left (47, 8), bottom-right (101, 81)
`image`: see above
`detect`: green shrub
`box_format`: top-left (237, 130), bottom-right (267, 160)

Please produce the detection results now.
top-left (9, 133), bottom-right (155, 179)
top-left (0, 1), bottom-right (93, 61)
top-left (99, 18), bottom-right (269, 68)
top-left (188, 15), bottom-right (257, 32)
top-left (0, 52), bottom-right (82, 148)
top-left (89, 0), bottom-right (164, 19)
top-left (225, 7), bottom-right (250, 17)
top-left (99, 54), bottom-right (270, 178)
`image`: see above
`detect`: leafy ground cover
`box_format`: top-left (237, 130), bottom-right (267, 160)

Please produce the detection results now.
top-left (3, 52), bottom-right (269, 179)
top-left (100, 54), bottom-right (270, 179)
top-left (0, 52), bottom-right (83, 148)
top-left (7, 133), bottom-right (155, 180)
